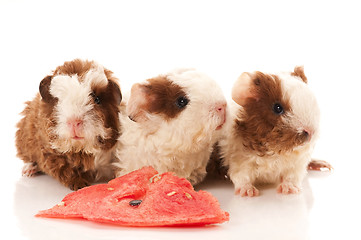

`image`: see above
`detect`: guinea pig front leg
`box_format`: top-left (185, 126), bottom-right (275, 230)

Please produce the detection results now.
top-left (277, 162), bottom-right (306, 194)
top-left (228, 160), bottom-right (259, 197)
top-left (66, 170), bottom-right (95, 191)
top-left (41, 153), bottom-right (95, 190)
top-left (277, 177), bottom-right (301, 194)
top-left (188, 167), bottom-right (207, 186)
top-left (22, 162), bottom-right (41, 177)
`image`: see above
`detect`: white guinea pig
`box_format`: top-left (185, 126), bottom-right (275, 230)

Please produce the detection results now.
top-left (16, 59), bottom-right (122, 190)
top-left (114, 69), bottom-right (227, 185)
top-left (219, 66), bottom-right (321, 196)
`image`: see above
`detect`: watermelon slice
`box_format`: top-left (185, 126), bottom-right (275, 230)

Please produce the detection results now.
top-left (36, 166), bottom-right (229, 227)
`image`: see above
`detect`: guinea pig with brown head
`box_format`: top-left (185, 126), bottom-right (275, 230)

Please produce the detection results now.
top-left (114, 68), bottom-right (227, 185)
top-left (16, 59), bottom-right (122, 190)
top-left (219, 66), bottom-right (321, 196)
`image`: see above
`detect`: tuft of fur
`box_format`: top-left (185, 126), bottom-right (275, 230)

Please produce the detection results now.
top-left (15, 59), bottom-right (122, 190)
top-left (219, 66), bottom-right (320, 196)
top-left (114, 69), bottom-right (227, 185)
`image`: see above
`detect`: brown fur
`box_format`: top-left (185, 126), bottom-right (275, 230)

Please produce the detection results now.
top-left (54, 59), bottom-right (97, 78)
top-left (291, 66), bottom-right (307, 83)
top-left (234, 72), bottom-right (309, 156)
top-left (140, 76), bottom-right (188, 119)
top-left (206, 143), bottom-right (229, 180)
top-left (16, 59), bottom-right (121, 190)
top-left (90, 79), bottom-right (122, 149)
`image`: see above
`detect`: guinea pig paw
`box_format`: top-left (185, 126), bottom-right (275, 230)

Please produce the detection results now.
top-left (277, 181), bottom-right (300, 194)
top-left (68, 178), bottom-right (90, 191)
top-left (307, 159), bottom-right (334, 172)
top-left (22, 162), bottom-right (40, 177)
top-left (235, 183), bottom-right (259, 197)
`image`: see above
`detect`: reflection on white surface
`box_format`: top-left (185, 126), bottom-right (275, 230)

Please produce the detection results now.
top-left (12, 175), bottom-right (226, 240)
top-left (8, 165), bottom-right (360, 240)
top-left (199, 176), bottom-right (314, 240)
top-left (11, 172), bottom-right (325, 240)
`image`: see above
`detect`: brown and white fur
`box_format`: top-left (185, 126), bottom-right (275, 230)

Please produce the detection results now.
top-left (219, 66), bottom-right (320, 196)
top-left (16, 59), bottom-right (122, 190)
top-left (114, 69), bottom-right (227, 185)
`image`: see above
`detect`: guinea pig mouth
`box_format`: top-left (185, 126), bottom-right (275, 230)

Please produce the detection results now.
top-left (298, 129), bottom-right (312, 144)
top-left (216, 115), bottom-right (227, 130)
top-left (214, 103), bottom-right (227, 130)
top-left (216, 123), bottom-right (224, 130)
top-left (72, 136), bottom-right (84, 140)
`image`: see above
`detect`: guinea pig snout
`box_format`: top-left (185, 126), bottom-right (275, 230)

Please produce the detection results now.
top-left (214, 102), bottom-right (227, 130)
top-left (128, 115), bottom-right (136, 122)
top-left (299, 128), bottom-right (314, 143)
top-left (67, 118), bottom-right (84, 139)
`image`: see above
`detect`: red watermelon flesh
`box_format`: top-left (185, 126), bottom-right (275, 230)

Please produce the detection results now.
top-left (36, 166), bottom-right (229, 227)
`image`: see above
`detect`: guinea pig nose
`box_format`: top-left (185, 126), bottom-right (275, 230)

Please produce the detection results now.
top-left (302, 129), bottom-right (312, 141)
top-left (215, 103), bottom-right (227, 113)
top-left (67, 119), bottom-right (83, 130)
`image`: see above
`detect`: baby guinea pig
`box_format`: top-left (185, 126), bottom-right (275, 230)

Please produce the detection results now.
top-left (219, 66), bottom-right (320, 196)
top-left (114, 68), bottom-right (227, 185)
top-left (16, 59), bottom-right (122, 190)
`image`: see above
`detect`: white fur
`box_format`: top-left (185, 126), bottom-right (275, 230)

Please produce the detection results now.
top-left (22, 162), bottom-right (39, 177)
top-left (114, 69), bottom-right (227, 185)
top-left (220, 71), bottom-right (320, 196)
top-left (83, 65), bottom-right (108, 88)
top-left (93, 147), bottom-right (117, 181)
top-left (279, 73), bottom-right (320, 136)
top-left (49, 65), bottom-right (109, 154)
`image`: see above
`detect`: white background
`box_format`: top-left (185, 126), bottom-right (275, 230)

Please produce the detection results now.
top-left (1, 0), bottom-right (360, 239)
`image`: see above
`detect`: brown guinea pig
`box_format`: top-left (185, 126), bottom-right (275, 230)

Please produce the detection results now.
top-left (15, 59), bottom-right (122, 190)
top-left (219, 66), bottom-right (321, 196)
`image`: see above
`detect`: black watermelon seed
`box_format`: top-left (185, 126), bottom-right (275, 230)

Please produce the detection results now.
top-left (129, 200), bottom-right (142, 206)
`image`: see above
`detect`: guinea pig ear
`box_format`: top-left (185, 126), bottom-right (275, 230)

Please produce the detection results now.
top-left (126, 83), bottom-right (153, 123)
top-left (39, 75), bottom-right (55, 103)
top-left (292, 66), bottom-right (308, 84)
top-left (108, 80), bottom-right (122, 105)
top-left (231, 72), bottom-right (258, 106)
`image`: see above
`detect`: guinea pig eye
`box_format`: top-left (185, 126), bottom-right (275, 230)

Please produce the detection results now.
top-left (273, 103), bottom-right (284, 115)
top-left (91, 92), bottom-right (101, 104)
top-left (175, 96), bottom-right (189, 109)
top-left (94, 96), bottom-right (101, 104)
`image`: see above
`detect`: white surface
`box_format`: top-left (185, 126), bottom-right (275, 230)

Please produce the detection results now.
top-left (1, 0), bottom-right (360, 239)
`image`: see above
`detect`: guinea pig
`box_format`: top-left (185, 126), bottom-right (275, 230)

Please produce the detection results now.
top-left (114, 68), bottom-right (227, 185)
top-left (219, 66), bottom-right (321, 196)
top-left (15, 59), bottom-right (122, 190)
